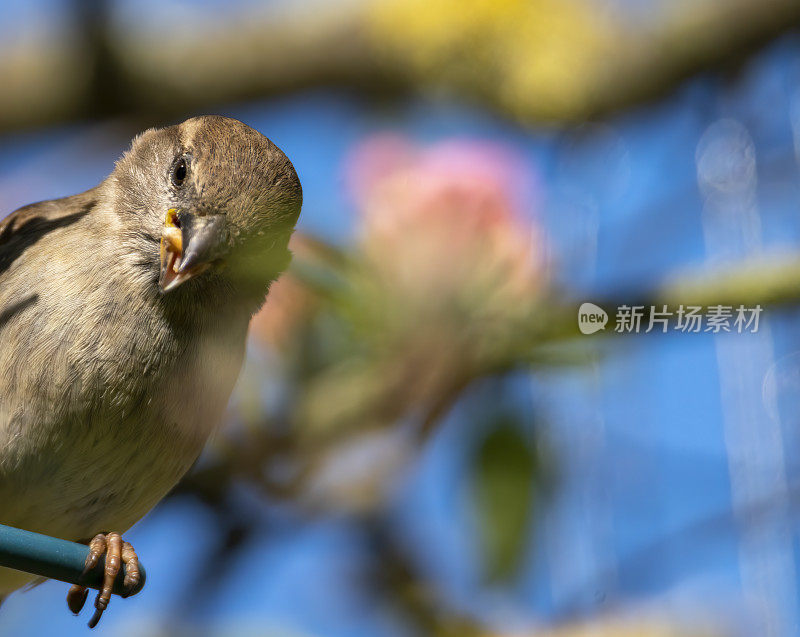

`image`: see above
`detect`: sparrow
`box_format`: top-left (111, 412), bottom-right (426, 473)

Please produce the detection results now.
top-left (0, 115), bottom-right (302, 626)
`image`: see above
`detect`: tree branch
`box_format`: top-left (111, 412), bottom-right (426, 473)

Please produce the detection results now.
top-left (0, 0), bottom-right (797, 133)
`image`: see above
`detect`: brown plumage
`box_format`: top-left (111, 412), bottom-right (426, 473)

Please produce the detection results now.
top-left (0, 116), bottom-right (301, 625)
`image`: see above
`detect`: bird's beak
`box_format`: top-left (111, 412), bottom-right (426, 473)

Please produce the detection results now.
top-left (159, 209), bottom-right (229, 293)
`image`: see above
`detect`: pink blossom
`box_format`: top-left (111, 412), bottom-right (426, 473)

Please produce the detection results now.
top-left (346, 135), bottom-right (545, 312)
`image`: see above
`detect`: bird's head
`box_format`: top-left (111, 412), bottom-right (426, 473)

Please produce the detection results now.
top-left (111, 115), bottom-right (302, 305)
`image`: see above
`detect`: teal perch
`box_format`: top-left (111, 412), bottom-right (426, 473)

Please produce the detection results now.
top-left (0, 524), bottom-right (145, 597)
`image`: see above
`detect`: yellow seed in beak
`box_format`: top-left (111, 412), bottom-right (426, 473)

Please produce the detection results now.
top-left (163, 226), bottom-right (182, 253)
top-left (162, 208), bottom-right (182, 252)
top-left (165, 208), bottom-right (179, 227)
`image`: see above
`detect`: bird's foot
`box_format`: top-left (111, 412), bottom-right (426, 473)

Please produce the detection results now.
top-left (66, 532), bottom-right (141, 628)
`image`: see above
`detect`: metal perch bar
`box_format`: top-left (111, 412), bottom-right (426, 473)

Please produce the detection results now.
top-left (0, 524), bottom-right (146, 597)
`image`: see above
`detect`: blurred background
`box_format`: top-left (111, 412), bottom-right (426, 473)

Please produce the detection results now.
top-left (2, 0), bottom-right (800, 635)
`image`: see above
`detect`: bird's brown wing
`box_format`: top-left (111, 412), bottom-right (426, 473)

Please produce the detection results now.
top-left (0, 190), bottom-right (96, 280)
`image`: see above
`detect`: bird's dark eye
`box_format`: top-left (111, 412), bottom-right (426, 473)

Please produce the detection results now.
top-left (170, 157), bottom-right (188, 188)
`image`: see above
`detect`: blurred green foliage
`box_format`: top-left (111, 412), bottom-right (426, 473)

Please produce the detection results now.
top-left (473, 418), bottom-right (539, 582)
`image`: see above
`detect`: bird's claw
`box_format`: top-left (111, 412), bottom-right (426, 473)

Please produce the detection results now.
top-left (66, 585), bottom-right (88, 615)
top-left (65, 532), bottom-right (141, 628)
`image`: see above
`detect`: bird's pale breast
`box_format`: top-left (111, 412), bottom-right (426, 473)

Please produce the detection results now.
top-left (0, 210), bottom-right (247, 592)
